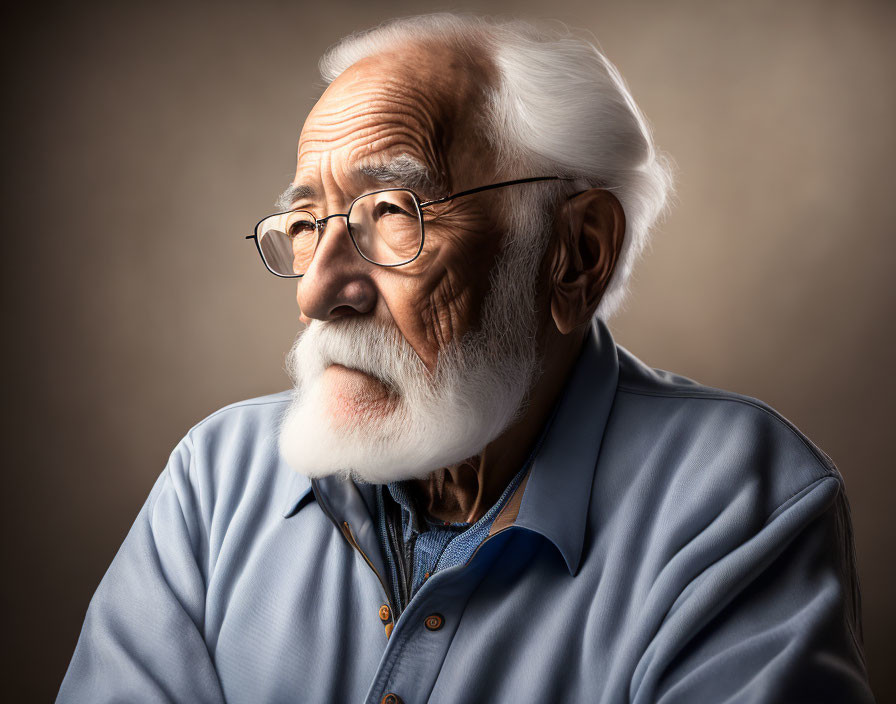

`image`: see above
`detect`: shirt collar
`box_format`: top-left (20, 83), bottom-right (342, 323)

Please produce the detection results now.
top-left (282, 317), bottom-right (620, 578)
top-left (384, 448), bottom-right (535, 542)
top-left (511, 317), bottom-right (619, 576)
top-left (282, 471), bottom-right (314, 518)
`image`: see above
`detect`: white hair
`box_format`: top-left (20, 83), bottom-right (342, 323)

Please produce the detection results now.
top-left (319, 13), bottom-right (674, 320)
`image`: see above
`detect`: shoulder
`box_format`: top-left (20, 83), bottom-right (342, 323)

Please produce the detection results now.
top-left (172, 389), bottom-right (295, 474)
top-left (186, 389), bottom-right (294, 445)
top-left (159, 390), bottom-right (303, 532)
top-left (604, 344), bottom-right (843, 524)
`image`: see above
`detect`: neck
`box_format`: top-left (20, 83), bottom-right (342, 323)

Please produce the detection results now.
top-left (408, 325), bottom-right (587, 524)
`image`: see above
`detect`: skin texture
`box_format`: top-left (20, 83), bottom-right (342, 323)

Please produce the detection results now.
top-left (291, 42), bottom-right (625, 524)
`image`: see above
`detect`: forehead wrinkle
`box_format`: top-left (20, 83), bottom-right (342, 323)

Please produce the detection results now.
top-left (345, 127), bottom-right (437, 169)
top-left (301, 92), bottom-right (441, 148)
top-left (297, 126), bottom-right (438, 190)
top-left (299, 119), bottom-right (446, 200)
top-left (302, 120), bottom-right (430, 157)
top-left (299, 122), bottom-right (436, 178)
top-left (303, 79), bottom-right (434, 130)
top-left (297, 50), bottom-right (490, 209)
top-left (373, 83), bottom-right (450, 174)
top-left (350, 54), bottom-right (488, 183)
top-left (301, 82), bottom-right (450, 171)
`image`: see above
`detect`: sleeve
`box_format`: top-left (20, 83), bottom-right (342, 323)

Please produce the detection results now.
top-left (640, 476), bottom-right (875, 704)
top-left (56, 436), bottom-right (226, 704)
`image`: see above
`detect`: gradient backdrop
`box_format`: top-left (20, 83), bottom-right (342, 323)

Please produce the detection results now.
top-left (3, 0), bottom-right (893, 700)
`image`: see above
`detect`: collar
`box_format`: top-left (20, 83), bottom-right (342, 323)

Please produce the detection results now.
top-left (511, 317), bottom-right (619, 575)
top-left (282, 471), bottom-right (314, 519)
top-left (282, 317), bottom-right (620, 578)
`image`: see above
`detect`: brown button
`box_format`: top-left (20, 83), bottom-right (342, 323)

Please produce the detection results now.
top-left (381, 694), bottom-right (403, 704)
top-left (378, 604), bottom-right (392, 622)
top-left (424, 613), bottom-right (445, 631)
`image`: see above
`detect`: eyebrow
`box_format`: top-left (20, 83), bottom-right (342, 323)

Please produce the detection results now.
top-left (276, 183), bottom-right (315, 211)
top-left (275, 155), bottom-right (445, 211)
top-left (358, 155), bottom-right (444, 198)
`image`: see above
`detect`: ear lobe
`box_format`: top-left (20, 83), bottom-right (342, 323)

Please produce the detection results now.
top-left (550, 189), bottom-right (625, 335)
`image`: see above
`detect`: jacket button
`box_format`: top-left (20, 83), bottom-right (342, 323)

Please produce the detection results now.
top-left (379, 604), bottom-right (392, 622)
top-left (381, 694), bottom-right (403, 704)
top-left (424, 613), bottom-right (445, 631)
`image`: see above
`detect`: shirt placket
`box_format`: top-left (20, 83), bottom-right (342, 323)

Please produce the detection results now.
top-left (363, 526), bottom-right (522, 704)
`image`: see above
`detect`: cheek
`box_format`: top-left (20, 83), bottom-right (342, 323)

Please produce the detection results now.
top-left (373, 222), bottom-right (501, 369)
top-left (372, 273), bottom-right (445, 368)
top-left (426, 215), bottom-right (503, 311)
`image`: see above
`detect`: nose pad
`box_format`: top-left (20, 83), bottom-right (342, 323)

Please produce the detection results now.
top-left (306, 215), bottom-right (353, 270)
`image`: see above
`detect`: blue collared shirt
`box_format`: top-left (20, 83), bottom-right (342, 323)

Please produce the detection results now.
top-left (58, 319), bottom-right (874, 703)
top-left (377, 455), bottom-right (532, 617)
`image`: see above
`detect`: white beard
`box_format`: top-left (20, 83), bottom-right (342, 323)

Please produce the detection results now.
top-left (278, 206), bottom-right (548, 484)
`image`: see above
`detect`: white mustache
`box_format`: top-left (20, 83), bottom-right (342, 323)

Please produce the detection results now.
top-left (291, 318), bottom-right (430, 394)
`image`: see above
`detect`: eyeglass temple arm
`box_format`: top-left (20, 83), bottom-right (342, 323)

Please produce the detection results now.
top-left (243, 175), bottom-right (582, 237)
top-left (418, 176), bottom-right (570, 208)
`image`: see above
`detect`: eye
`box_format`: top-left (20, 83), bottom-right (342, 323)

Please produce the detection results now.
top-left (374, 201), bottom-right (413, 218)
top-left (287, 218), bottom-right (316, 238)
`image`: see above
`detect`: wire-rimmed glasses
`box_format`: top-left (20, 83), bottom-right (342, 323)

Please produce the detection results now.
top-left (246, 175), bottom-right (570, 278)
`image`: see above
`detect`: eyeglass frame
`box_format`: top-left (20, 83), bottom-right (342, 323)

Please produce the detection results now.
top-left (245, 175), bottom-right (576, 278)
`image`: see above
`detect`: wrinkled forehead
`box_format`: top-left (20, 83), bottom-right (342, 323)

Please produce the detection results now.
top-left (296, 44), bottom-right (493, 196)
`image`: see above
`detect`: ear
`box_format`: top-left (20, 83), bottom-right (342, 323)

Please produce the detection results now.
top-left (548, 188), bottom-right (626, 335)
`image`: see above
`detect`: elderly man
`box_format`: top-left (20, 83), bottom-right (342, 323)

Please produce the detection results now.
top-left (59, 13), bottom-right (874, 704)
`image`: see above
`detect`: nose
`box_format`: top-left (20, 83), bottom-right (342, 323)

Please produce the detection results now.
top-left (296, 215), bottom-right (377, 324)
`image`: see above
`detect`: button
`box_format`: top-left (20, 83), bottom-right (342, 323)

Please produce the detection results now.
top-left (378, 604), bottom-right (392, 622)
top-left (424, 613), bottom-right (445, 631)
top-left (381, 694), bottom-right (403, 704)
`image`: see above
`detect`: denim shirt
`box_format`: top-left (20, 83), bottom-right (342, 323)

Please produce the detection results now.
top-left (57, 318), bottom-right (874, 704)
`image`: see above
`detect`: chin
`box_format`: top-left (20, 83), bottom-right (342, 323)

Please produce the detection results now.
top-left (322, 364), bottom-right (400, 427)
top-left (278, 306), bottom-right (537, 484)
top-left (278, 365), bottom-right (525, 485)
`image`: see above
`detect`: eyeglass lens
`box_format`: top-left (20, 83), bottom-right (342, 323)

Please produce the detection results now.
top-left (257, 189), bottom-right (423, 276)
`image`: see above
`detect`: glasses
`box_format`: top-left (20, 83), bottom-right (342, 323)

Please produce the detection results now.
top-left (246, 175), bottom-right (570, 278)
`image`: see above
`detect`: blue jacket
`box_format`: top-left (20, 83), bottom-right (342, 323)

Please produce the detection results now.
top-left (58, 318), bottom-right (874, 703)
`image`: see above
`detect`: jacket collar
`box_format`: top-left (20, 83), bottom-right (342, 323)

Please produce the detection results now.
top-left (281, 318), bottom-right (620, 577)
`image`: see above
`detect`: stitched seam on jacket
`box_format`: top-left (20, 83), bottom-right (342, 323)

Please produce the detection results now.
top-left (616, 385), bottom-right (839, 479)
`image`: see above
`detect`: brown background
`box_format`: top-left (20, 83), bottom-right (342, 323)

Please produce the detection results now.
top-left (2, 0), bottom-right (893, 700)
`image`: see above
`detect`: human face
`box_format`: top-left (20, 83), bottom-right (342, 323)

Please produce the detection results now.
top-left (277, 47), bottom-right (548, 481)
top-left (290, 47), bottom-right (504, 411)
